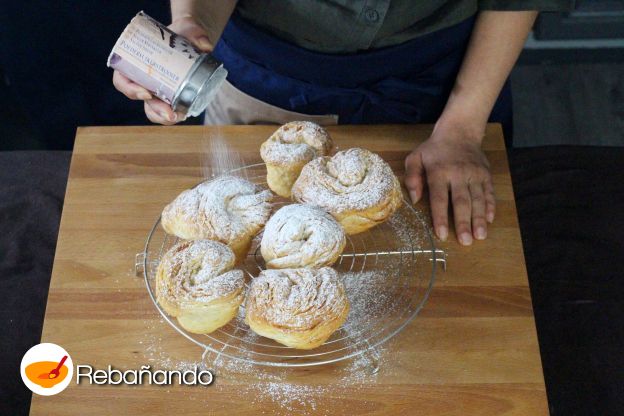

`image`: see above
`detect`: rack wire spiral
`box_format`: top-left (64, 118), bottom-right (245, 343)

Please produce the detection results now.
top-left (136, 163), bottom-right (444, 367)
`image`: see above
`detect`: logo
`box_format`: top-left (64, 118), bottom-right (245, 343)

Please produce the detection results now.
top-left (21, 343), bottom-right (73, 396)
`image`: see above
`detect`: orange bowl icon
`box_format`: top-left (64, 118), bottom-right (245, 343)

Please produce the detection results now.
top-left (25, 361), bottom-right (69, 388)
top-left (21, 343), bottom-right (73, 396)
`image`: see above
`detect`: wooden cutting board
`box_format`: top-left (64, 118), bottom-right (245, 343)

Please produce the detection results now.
top-left (30, 124), bottom-right (548, 415)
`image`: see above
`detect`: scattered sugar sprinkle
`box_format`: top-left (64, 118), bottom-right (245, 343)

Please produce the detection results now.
top-left (341, 270), bottom-right (395, 334)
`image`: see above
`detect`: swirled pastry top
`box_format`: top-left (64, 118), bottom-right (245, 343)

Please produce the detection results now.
top-left (246, 267), bottom-right (349, 331)
top-left (156, 240), bottom-right (244, 306)
top-left (291, 148), bottom-right (402, 215)
top-left (261, 204), bottom-right (345, 269)
top-left (161, 175), bottom-right (273, 242)
top-left (260, 121), bottom-right (333, 166)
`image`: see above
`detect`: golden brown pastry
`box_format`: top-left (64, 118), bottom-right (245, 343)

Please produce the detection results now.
top-left (161, 175), bottom-right (273, 262)
top-left (156, 240), bottom-right (245, 334)
top-left (260, 121), bottom-right (333, 198)
top-left (291, 148), bottom-right (402, 234)
top-left (261, 203), bottom-right (346, 269)
top-left (245, 267), bottom-right (349, 349)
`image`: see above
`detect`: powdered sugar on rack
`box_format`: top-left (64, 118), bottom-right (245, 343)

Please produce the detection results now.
top-left (139, 161), bottom-right (439, 413)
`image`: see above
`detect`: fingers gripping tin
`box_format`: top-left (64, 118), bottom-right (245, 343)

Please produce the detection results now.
top-left (107, 11), bottom-right (227, 117)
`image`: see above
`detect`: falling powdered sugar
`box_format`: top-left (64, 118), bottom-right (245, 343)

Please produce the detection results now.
top-left (201, 127), bottom-right (247, 179)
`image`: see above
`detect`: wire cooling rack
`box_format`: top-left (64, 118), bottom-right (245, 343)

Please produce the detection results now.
top-left (135, 163), bottom-right (445, 367)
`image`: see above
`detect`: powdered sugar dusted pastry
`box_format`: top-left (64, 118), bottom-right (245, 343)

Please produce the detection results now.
top-left (291, 148), bottom-right (402, 234)
top-left (161, 175), bottom-right (273, 262)
top-left (245, 267), bottom-right (349, 349)
top-left (156, 240), bottom-right (245, 334)
top-left (261, 204), bottom-right (345, 269)
top-left (260, 121), bottom-right (333, 198)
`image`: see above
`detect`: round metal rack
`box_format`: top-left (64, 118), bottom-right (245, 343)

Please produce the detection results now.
top-left (137, 163), bottom-right (444, 367)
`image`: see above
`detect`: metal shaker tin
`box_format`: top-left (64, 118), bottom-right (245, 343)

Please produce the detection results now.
top-left (107, 11), bottom-right (227, 117)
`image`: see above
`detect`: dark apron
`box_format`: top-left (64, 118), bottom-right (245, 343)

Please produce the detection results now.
top-left (213, 13), bottom-right (512, 141)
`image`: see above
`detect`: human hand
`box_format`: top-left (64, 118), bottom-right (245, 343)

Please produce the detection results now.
top-left (404, 123), bottom-right (495, 246)
top-left (111, 15), bottom-right (214, 125)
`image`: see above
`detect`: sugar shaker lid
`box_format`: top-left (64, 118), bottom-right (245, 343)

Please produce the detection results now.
top-left (172, 54), bottom-right (228, 117)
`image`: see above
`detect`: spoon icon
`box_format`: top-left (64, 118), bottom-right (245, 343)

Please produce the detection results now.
top-left (38, 355), bottom-right (68, 380)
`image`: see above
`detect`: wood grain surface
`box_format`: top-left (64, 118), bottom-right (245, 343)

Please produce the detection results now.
top-left (30, 124), bottom-right (548, 415)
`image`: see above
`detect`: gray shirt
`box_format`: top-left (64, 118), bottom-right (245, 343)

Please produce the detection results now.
top-left (237, 0), bottom-right (575, 53)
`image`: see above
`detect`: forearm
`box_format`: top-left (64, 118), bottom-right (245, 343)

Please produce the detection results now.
top-left (170, 0), bottom-right (237, 44)
top-left (436, 11), bottom-right (538, 142)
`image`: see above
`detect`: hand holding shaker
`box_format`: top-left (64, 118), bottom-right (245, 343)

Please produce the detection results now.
top-left (107, 11), bottom-right (227, 118)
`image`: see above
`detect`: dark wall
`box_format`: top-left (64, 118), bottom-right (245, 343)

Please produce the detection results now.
top-left (0, 1), bottom-right (172, 150)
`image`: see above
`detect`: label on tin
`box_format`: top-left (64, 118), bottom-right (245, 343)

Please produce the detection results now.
top-left (107, 11), bottom-right (202, 104)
